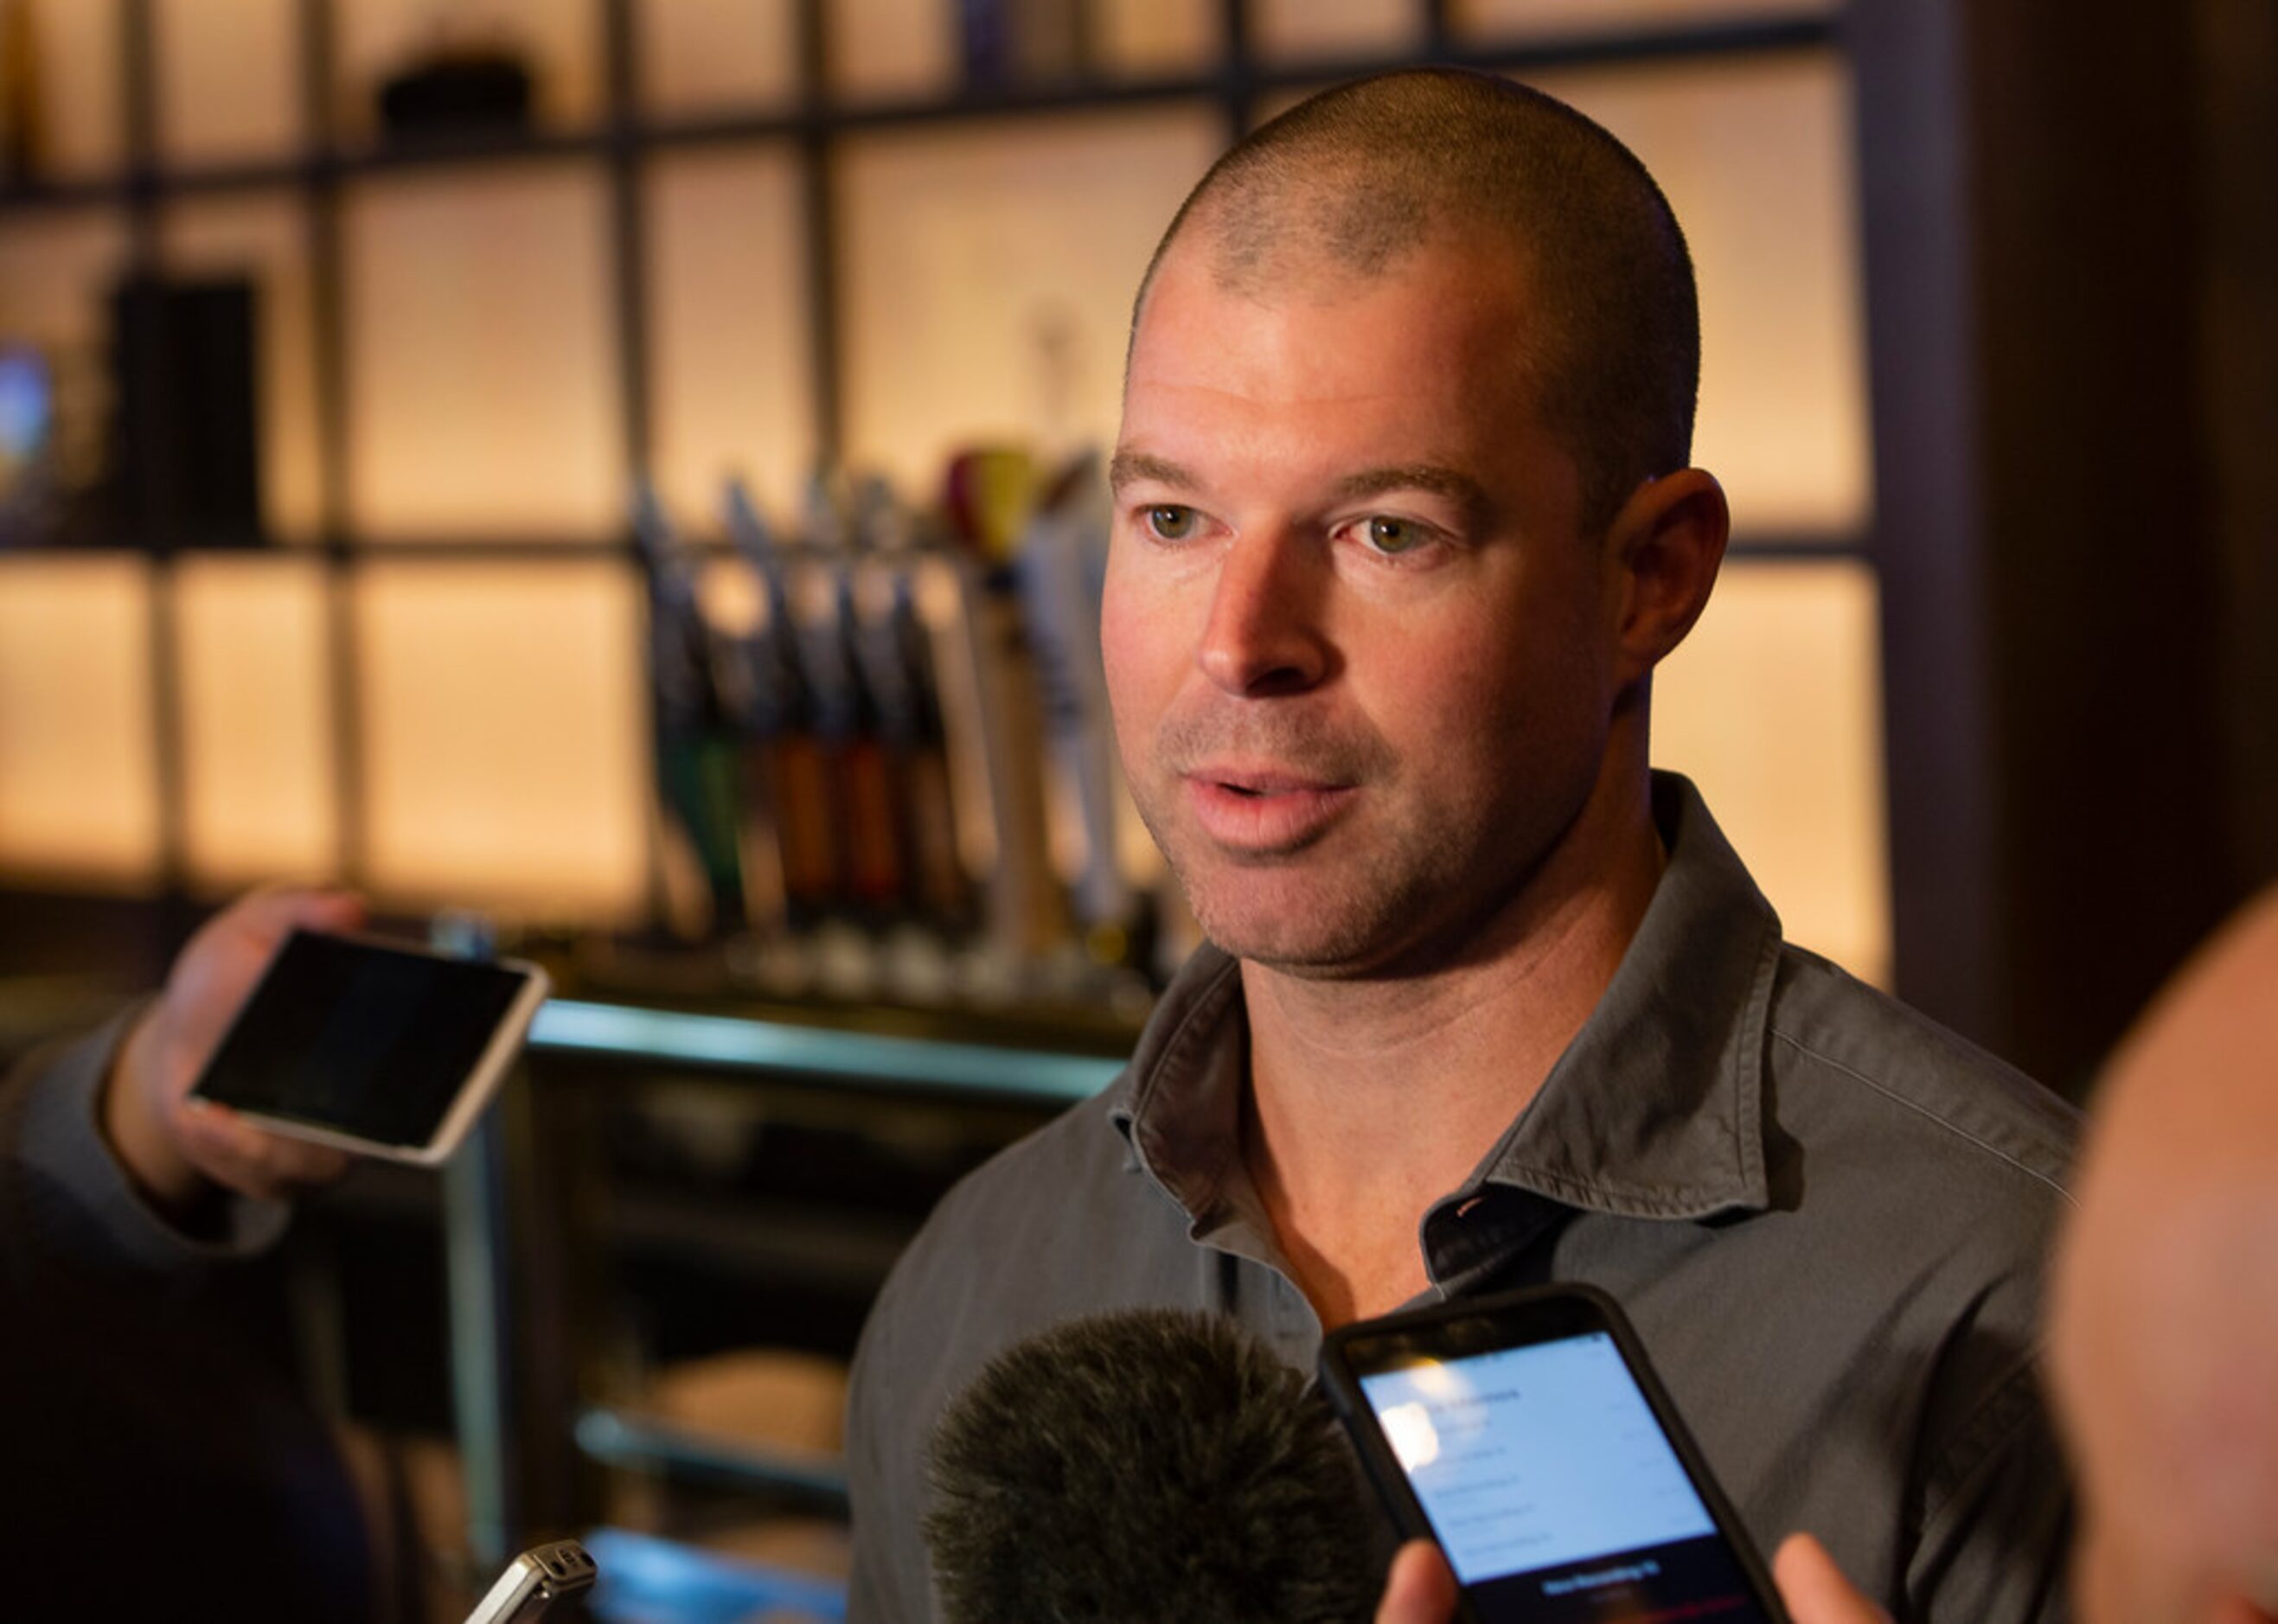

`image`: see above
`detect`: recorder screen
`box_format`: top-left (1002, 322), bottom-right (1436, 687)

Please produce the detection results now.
top-left (1357, 1331), bottom-right (1776, 1622)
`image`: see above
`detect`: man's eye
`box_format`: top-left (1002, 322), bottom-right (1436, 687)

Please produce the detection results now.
top-left (1363, 515), bottom-right (1424, 555)
top-left (1145, 505), bottom-right (1198, 540)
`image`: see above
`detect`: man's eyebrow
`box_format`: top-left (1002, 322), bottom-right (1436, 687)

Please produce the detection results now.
top-left (1332, 464), bottom-right (1493, 515)
top-left (1108, 450), bottom-right (1200, 494)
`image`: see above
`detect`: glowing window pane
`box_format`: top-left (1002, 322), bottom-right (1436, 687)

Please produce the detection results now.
top-left (153, 0), bottom-right (298, 165)
top-left (648, 148), bottom-right (815, 530)
top-left (175, 553), bottom-right (338, 889)
top-left (828, 0), bottom-right (954, 100)
top-left (0, 555), bottom-right (159, 886)
top-left (838, 110), bottom-right (1222, 493)
top-left (0, 208), bottom-right (128, 365)
top-left (355, 559), bottom-right (649, 924)
top-left (18, 0), bottom-right (123, 178)
top-left (1654, 559), bottom-right (1889, 986)
top-left (640, 0), bottom-right (799, 115)
top-left (1251, 0), bottom-right (1418, 61)
top-left (1093, 0), bottom-right (1216, 74)
top-left (829, 0), bottom-right (1215, 87)
top-left (342, 163), bottom-right (622, 539)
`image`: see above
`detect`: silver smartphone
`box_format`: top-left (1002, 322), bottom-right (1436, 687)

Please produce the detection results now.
top-left (187, 928), bottom-right (549, 1166)
top-left (463, 1539), bottom-right (598, 1624)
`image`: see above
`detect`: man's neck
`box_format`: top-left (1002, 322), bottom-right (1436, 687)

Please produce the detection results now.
top-left (1238, 772), bottom-right (1667, 1328)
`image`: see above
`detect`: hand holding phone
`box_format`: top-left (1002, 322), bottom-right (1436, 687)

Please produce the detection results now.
top-left (187, 926), bottom-right (548, 1166)
top-left (106, 888), bottom-right (371, 1212)
top-left (1321, 1283), bottom-right (1789, 1624)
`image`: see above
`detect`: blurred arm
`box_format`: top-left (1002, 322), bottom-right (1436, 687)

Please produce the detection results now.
top-left (3, 888), bottom-right (368, 1271)
top-left (99, 887), bottom-right (367, 1214)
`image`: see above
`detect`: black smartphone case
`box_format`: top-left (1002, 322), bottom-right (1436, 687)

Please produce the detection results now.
top-left (1318, 1281), bottom-right (1792, 1624)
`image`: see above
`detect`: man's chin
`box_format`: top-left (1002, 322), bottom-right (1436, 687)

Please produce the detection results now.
top-left (1188, 892), bottom-right (1405, 980)
top-left (1179, 855), bottom-right (1518, 982)
top-left (1161, 834), bottom-right (1449, 976)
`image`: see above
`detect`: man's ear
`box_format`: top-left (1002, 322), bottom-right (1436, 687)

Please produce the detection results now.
top-left (1603, 469), bottom-right (1730, 687)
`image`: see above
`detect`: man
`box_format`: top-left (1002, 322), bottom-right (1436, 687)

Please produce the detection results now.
top-left (1, 889), bottom-right (377, 1619)
top-left (847, 68), bottom-right (2076, 1621)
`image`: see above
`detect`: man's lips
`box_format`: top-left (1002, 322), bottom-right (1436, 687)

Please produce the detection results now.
top-left (1180, 764), bottom-right (1358, 852)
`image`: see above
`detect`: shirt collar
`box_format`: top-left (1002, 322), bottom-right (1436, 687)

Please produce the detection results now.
top-left (1475, 773), bottom-right (1781, 1220)
top-left (1110, 771), bottom-right (1782, 1231)
top-left (1110, 946), bottom-right (1249, 1239)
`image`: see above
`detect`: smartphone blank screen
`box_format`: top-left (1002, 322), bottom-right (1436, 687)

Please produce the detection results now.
top-left (193, 932), bottom-right (532, 1150)
top-left (1357, 1330), bottom-right (1776, 1622)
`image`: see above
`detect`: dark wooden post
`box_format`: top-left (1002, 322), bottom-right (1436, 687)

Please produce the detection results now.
top-left (1852, 0), bottom-right (2276, 1094)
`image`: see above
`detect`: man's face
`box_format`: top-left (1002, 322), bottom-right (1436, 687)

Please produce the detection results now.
top-left (1103, 236), bottom-right (1625, 976)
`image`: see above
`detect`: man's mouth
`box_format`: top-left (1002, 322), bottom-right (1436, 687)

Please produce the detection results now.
top-left (1181, 764), bottom-right (1357, 852)
top-left (1188, 758), bottom-right (1347, 793)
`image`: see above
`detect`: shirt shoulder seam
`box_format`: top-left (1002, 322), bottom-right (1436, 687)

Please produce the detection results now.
top-left (1768, 1027), bottom-right (2078, 1212)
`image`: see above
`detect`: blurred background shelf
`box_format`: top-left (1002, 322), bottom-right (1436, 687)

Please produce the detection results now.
top-left (0, 0), bottom-right (1894, 1004)
top-left (0, 6), bottom-right (1842, 222)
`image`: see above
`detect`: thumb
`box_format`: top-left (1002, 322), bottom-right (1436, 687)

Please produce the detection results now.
top-left (1773, 1533), bottom-right (1891, 1624)
top-left (1377, 1539), bottom-right (1461, 1624)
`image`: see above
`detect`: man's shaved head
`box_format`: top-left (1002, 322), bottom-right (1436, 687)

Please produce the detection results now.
top-left (1135, 67), bottom-right (1700, 536)
top-left (2051, 890), bottom-right (2278, 1622)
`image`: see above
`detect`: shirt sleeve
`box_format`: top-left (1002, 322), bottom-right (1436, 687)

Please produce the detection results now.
top-left (1904, 1355), bottom-right (2074, 1623)
top-left (3, 1009), bottom-right (291, 1277)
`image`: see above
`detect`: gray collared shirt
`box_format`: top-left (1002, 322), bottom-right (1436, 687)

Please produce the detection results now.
top-left (848, 774), bottom-right (2078, 1621)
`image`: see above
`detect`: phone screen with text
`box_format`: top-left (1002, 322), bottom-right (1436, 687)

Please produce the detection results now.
top-left (1357, 1330), bottom-right (1776, 1622)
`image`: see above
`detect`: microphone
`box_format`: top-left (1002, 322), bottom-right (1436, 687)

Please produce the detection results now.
top-left (923, 1308), bottom-right (1381, 1622)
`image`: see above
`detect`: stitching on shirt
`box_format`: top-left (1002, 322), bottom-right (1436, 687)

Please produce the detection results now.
top-left (1497, 1163), bottom-right (1745, 1218)
top-left (1125, 953), bottom-right (1240, 1121)
top-left (1913, 1349), bottom-right (2052, 1538)
top-left (1727, 922), bottom-right (1780, 1201)
top-left (1769, 1029), bottom-right (2078, 1210)
top-left (1127, 954), bottom-right (1245, 1208)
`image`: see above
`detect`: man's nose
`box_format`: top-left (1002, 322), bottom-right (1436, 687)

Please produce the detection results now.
top-left (1195, 529), bottom-right (1330, 697)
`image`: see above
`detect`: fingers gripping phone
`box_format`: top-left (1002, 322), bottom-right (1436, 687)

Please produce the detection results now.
top-left (188, 929), bottom-right (549, 1165)
top-left (464, 1539), bottom-right (598, 1624)
top-left (1321, 1283), bottom-right (1790, 1624)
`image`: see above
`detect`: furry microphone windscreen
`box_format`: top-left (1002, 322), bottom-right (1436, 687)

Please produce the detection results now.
top-left (922, 1308), bottom-right (1380, 1623)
